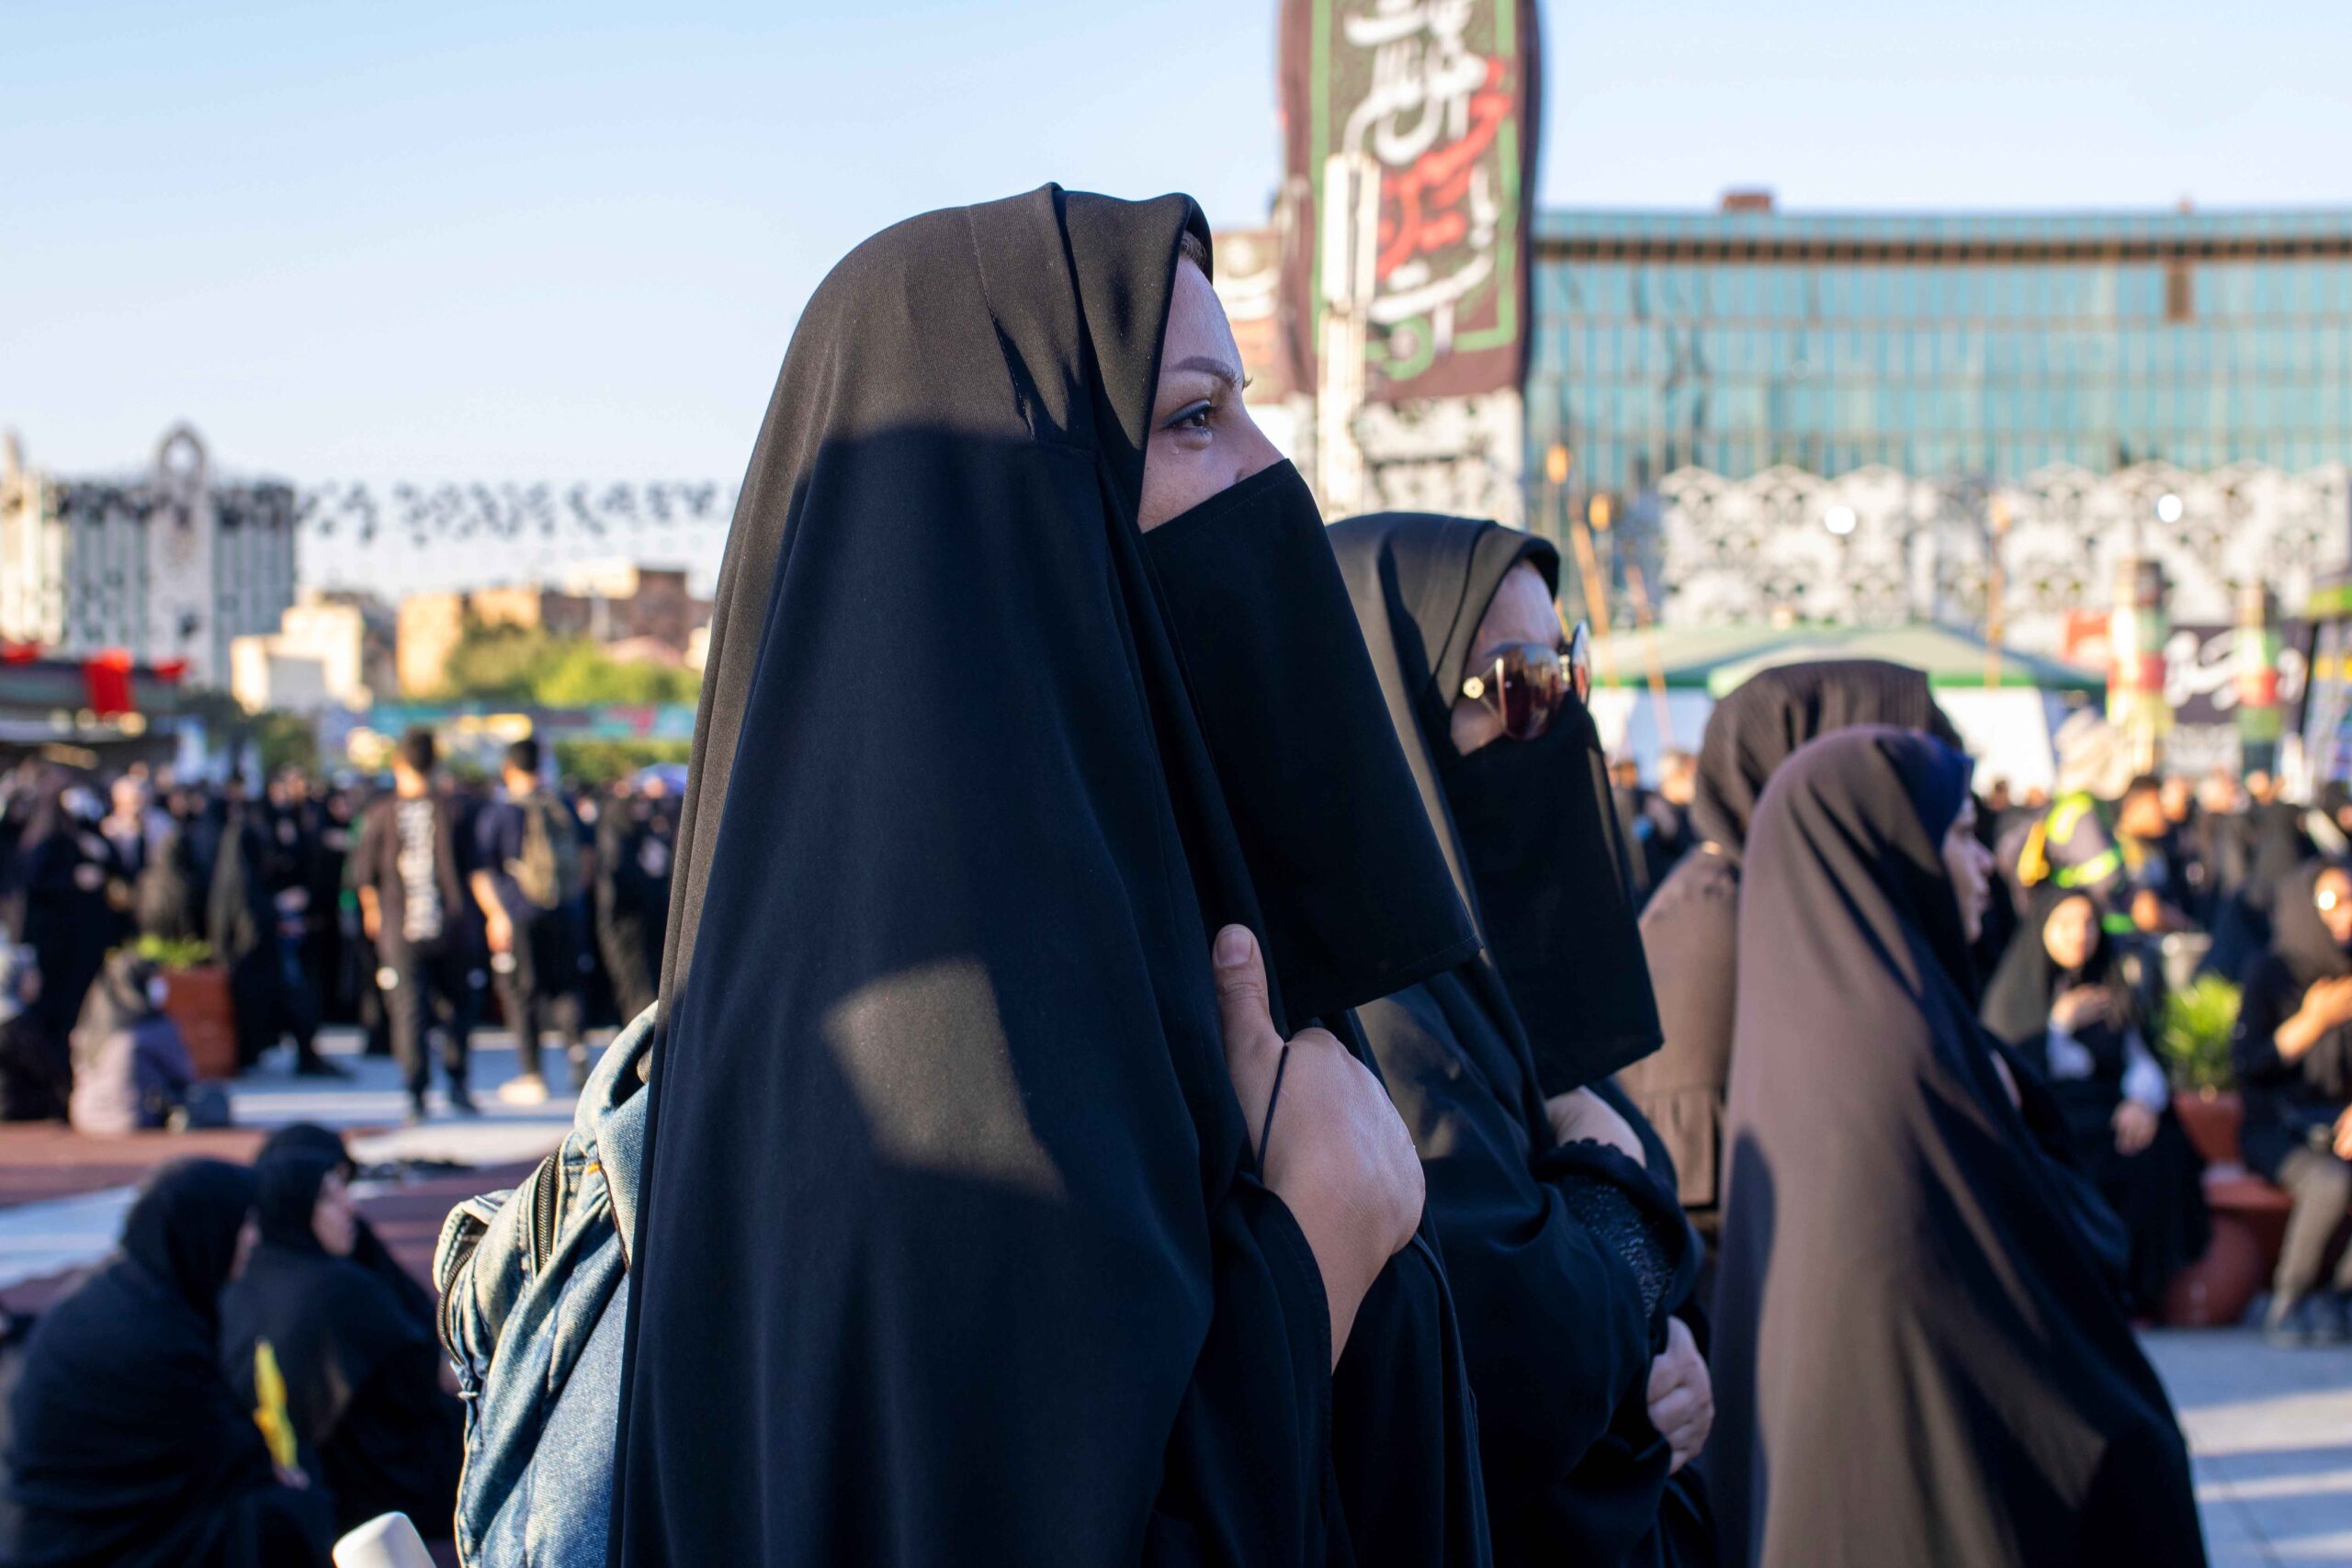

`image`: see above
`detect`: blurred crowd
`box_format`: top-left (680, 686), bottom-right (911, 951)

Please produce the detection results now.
top-left (0, 730), bottom-right (681, 1129)
top-left (1617, 706), bottom-right (2352, 1348)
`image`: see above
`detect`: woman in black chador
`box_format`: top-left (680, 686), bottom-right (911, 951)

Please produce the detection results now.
top-left (2232, 860), bottom-right (2352, 1345)
top-left (8, 1159), bottom-right (333, 1567)
top-left (1980, 886), bottom-right (2209, 1316)
top-left (1710, 728), bottom-right (2203, 1568)
top-left (1617, 662), bottom-right (1954, 1230)
top-left (612, 188), bottom-right (1493, 1565)
top-left (1331, 513), bottom-right (1713, 1568)
top-left (220, 1145), bottom-right (462, 1540)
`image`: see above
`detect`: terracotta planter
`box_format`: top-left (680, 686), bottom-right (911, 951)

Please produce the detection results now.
top-left (2172, 1089), bottom-right (2244, 1169)
top-left (163, 965), bottom-right (239, 1081)
top-left (2161, 1214), bottom-right (2267, 1328)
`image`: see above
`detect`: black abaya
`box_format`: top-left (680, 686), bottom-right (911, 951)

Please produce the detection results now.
top-left (7, 776), bottom-right (123, 1048)
top-left (1331, 512), bottom-right (1707, 1568)
top-left (1979, 888), bottom-right (2209, 1314)
top-left (1619, 661), bottom-right (1950, 1215)
top-left (2231, 861), bottom-right (2352, 1184)
top-left (220, 1150), bottom-right (463, 1539)
top-left (9, 1159), bottom-right (332, 1568)
top-left (615, 187), bottom-right (1488, 1566)
top-left (1710, 728), bottom-right (2203, 1568)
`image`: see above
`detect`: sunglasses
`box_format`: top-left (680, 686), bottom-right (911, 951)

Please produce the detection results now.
top-left (1459, 623), bottom-right (1592, 741)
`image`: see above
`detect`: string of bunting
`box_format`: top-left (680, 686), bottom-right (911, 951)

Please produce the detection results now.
top-left (292, 480), bottom-right (737, 546)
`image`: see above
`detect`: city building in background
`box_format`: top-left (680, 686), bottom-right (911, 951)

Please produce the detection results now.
top-left (1511, 195), bottom-right (2352, 775)
top-left (1528, 198), bottom-right (2352, 494)
top-left (229, 591), bottom-right (397, 716)
top-left (393, 562), bottom-right (711, 697)
top-left (0, 425), bottom-right (298, 689)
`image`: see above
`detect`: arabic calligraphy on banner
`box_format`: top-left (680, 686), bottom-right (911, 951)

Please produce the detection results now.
top-left (1281, 0), bottom-right (1538, 402)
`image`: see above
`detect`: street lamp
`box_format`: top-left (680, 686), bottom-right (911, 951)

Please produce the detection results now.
top-left (1823, 504), bottom-right (1858, 537)
top-left (2155, 492), bottom-right (2184, 525)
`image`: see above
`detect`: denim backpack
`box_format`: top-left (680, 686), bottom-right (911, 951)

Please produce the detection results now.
top-left (435, 1005), bottom-right (652, 1567)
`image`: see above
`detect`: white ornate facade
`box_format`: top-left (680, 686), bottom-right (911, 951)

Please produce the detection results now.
top-left (1649, 461), bottom-right (2352, 654)
top-left (0, 427), bottom-right (298, 688)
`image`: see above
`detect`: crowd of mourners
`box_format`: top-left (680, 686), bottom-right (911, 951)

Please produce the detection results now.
top-left (0, 733), bottom-right (681, 1130)
top-left (11, 186), bottom-right (2352, 1568)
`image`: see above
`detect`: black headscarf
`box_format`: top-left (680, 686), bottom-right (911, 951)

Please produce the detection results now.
top-left (8, 1159), bottom-right (326, 1568)
top-left (1687, 660), bottom-right (1951, 864)
top-left (1332, 513), bottom-right (1702, 1566)
top-left (1978, 886), bottom-right (2127, 1054)
top-left (1621, 660), bottom-right (1953, 1213)
top-left (220, 1148), bottom-right (450, 1537)
top-left (2242, 801), bottom-right (2317, 917)
top-left (2263, 859), bottom-right (2352, 989)
top-left (616, 186), bottom-right (1487, 1566)
top-left (1329, 511), bottom-right (1658, 1094)
top-left (2231, 860), bottom-right (2352, 1182)
top-left (1710, 729), bottom-right (2202, 1568)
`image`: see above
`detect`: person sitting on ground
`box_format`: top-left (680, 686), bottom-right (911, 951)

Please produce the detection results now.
top-left (2233, 861), bottom-right (2352, 1347)
top-left (8, 1158), bottom-right (334, 1567)
top-left (220, 1145), bottom-right (463, 1541)
top-left (67, 948), bottom-right (220, 1134)
top-left (256, 1122), bottom-right (438, 1330)
top-left (0, 942), bottom-right (69, 1122)
top-left (1980, 886), bottom-right (2210, 1316)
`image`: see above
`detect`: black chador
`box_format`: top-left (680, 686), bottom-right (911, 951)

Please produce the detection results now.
top-left (611, 187), bottom-right (1492, 1566)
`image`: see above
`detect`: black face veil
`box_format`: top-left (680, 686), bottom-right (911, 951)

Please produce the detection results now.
top-left (1327, 511), bottom-right (1660, 1093)
top-left (616, 186), bottom-right (1483, 1565)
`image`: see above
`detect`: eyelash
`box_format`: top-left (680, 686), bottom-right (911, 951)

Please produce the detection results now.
top-left (1162, 378), bottom-right (1252, 435)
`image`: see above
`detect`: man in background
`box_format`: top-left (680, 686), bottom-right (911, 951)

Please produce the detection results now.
top-left (354, 728), bottom-right (481, 1122)
top-left (471, 739), bottom-right (590, 1103)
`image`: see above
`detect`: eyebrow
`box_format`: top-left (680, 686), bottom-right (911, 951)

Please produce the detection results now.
top-left (1164, 354), bottom-right (1243, 390)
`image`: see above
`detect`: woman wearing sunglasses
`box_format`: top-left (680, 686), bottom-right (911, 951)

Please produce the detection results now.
top-left (1330, 513), bottom-right (1715, 1568)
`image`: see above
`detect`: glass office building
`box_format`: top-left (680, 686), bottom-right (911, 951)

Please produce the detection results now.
top-left (1527, 205), bottom-right (2352, 495)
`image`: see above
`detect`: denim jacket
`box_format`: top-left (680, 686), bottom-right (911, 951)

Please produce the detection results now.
top-left (436, 1005), bottom-right (652, 1567)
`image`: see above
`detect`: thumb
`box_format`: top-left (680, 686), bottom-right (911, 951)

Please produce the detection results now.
top-left (1211, 925), bottom-right (1282, 1065)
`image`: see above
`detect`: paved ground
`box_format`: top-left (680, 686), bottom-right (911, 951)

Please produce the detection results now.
top-left (2147, 1329), bottom-right (2352, 1566)
top-left (0, 1024), bottom-right (589, 1301)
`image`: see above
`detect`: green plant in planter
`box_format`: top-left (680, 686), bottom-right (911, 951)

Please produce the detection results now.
top-left (130, 935), bottom-right (214, 973)
top-left (2158, 975), bottom-right (2240, 1096)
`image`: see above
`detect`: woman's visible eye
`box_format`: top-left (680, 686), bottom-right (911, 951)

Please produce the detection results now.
top-left (1164, 399), bottom-right (1216, 433)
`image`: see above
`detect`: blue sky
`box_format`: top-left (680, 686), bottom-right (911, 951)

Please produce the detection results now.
top-left (8, 0), bottom-right (2352, 485)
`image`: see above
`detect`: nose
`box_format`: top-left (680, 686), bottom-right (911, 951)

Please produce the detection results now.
top-left (1229, 408), bottom-right (1283, 488)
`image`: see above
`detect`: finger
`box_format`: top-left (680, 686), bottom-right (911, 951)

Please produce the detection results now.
top-left (1649, 1387), bottom-right (1698, 1431)
top-left (1647, 1355), bottom-right (1677, 1404)
top-left (1210, 925), bottom-right (1282, 1064)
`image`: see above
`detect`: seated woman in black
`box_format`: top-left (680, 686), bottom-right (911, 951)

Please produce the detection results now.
top-left (1980, 886), bottom-right (2208, 1315)
top-left (220, 1145), bottom-right (463, 1540)
top-left (2233, 860), bottom-right (2352, 1346)
top-left (1331, 513), bottom-right (1711, 1567)
top-left (8, 1158), bottom-right (332, 1567)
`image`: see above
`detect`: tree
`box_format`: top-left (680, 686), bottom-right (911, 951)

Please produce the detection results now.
top-left (434, 619), bottom-right (698, 707)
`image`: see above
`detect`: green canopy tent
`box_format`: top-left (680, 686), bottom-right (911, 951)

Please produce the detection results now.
top-left (1587, 623), bottom-right (2102, 792)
